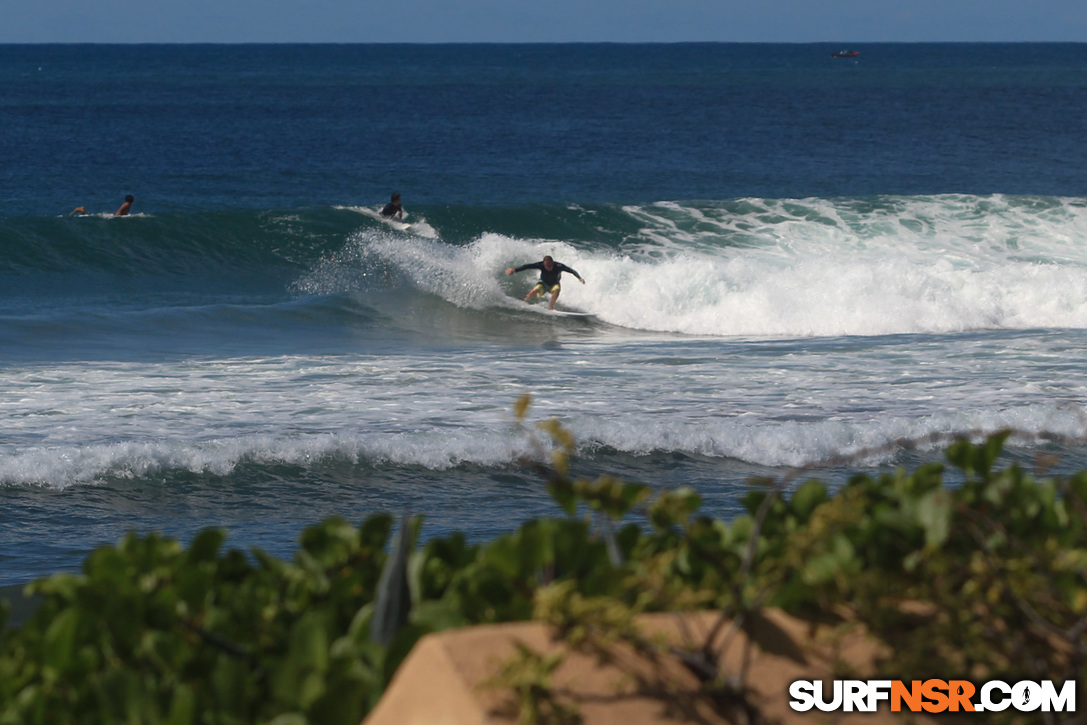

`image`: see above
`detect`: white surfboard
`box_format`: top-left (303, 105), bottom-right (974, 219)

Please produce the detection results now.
top-left (336, 206), bottom-right (438, 238)
top-left (522, 302), bottom-right (594, 319)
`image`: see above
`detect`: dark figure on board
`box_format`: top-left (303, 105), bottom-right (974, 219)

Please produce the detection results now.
top-left (380, 193), bottom-right (403, 219)
top-left (505, 255), bottom-right (585, 310)
top-left (69, 194), bottom-right (135, 217)
top-left (114, 194), bottom-right (134, 216)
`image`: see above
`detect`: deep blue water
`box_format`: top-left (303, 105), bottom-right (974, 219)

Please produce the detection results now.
top-left (4, 43), bottom-right (1087, 586)
top-left (5, 43), bottom-right (1087, 215)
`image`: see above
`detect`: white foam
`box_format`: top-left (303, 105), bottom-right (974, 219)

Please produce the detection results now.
top-left (0, 429), bottom-right (535, 489)
top-left (573, 402), bottom-right (1087, 468)
top-left (459, 195), bottom-right (1087, 337)
top-left (313, 195), bottom-right (1087, 338)
top-left (3, 336), bottom-right (1086, 488)
top-left (5, 393), bottom-right (1084, 488)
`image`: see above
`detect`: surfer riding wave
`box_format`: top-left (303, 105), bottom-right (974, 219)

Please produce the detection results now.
top-left (505, 255), bottom-right (585, 310)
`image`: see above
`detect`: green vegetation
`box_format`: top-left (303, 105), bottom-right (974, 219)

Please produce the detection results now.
top-left (1, 401), bottom-right (1085, 723)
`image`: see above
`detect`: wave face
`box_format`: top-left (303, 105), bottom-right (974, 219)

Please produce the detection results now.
top-left (5, 194), bottom-right (1087, 353)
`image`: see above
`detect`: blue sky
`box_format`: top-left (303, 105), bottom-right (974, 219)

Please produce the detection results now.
top-left (6, 0), bottom-right (1086, 43)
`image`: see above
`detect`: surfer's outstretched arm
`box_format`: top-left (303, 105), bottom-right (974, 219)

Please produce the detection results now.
top-left (506, 262), bottom-right (543, 275)
top-left (555, 262), bottom-right (586, 284)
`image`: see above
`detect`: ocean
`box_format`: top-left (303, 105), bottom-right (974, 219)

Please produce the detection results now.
top-left (4, 42), bottom-right (1087, 587)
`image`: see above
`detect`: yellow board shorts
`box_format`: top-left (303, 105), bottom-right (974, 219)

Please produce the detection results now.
top-left (531, 282), bottom-right (560, 296)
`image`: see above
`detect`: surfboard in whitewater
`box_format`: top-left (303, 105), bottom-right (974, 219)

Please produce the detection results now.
top-left (545, 309), bottom-right (594, 318)
top-left (520, 301), bottom-right (595, 319)
top-left (335, 205), bottom-right (438, 238)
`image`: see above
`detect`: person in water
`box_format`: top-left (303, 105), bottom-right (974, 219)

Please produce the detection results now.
top-left (505, 255), bottom-right (585, 310)
top-left (69, 194), bottom-right (135, 217)
top-left (114, 194), bottom-right (134, 216)
top-left (380, 192), bottom-right (403, 219)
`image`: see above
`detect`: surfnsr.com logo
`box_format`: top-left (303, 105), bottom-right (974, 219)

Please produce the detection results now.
top-left (789, 679), bottom-right (1077, 714)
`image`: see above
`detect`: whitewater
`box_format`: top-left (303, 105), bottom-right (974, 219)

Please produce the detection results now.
top-left (6, 196), bottom-right (1087, 493)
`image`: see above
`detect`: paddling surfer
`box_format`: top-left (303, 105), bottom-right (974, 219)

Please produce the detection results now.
top-left (380, 192), bottom-right (403, 220)
top-left (114, 194), bottom-right (134, 216)
top-left (69, 194), bottom-right (135, 217)
top-left (505, 255), bottom-right (585, 310)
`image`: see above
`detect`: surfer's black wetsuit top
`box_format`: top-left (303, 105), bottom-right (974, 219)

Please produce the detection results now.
top-left (513, 261), bottom-right (582, 287)
top-left (381, 202), bottom-right (402, 218)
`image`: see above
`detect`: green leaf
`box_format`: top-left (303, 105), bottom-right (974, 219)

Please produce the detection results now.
top-left (789, 480), bottom-right (827, 521)
top-left (42, 608), bottom-right (80, 671)
top-left (265, 714), bottom-right (308, 725)
top-left (946, 432), bottom-right (1010, 478)
top-left (648, 486), bottom-right (702, 528)
top-left (409, 599), bottom-right (469, 631)
top-left (730, 514), bottom-right (754, 542)
top-left (916, 490), bottom-right (952, 550)
top-left (165, 684), bottom-right (196, 725)
top-left (272, 612), bottom-right (332, 709)
top-left (548, 480), bottom-right (577, 516)
top-left (359, 513), bottom-right (395, 552)
top-left (185, 528), bottom-right (226, 564)
top-left (802, 553), bottom-right (839, 585)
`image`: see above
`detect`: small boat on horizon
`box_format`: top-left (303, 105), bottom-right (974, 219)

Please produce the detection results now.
top-left (831, 50), bottom-right (860, 58)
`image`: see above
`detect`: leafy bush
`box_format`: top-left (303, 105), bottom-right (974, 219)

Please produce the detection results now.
top-left (1, 416), bottom-right (1085, 723)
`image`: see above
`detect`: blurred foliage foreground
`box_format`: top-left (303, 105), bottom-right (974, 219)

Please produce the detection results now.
top-left (1, 398), bottom-right (1086, 724)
